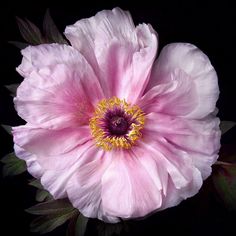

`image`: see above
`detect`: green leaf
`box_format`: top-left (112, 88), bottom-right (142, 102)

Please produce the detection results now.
top-left (1, 152), bottom-right (17, 163)
top-left (220, 120), bottom-right (236, 135)
top-left (30, 210), bottom-right (77, 234)
top-left (75, 214), bottom-right (88, 236)
top-left (2, 161), bottom-right (26, 177)
top-left (29, 178), bottom-right (44, 189)
top-left (36, 189), bottom-right (53, 202)
top-left (212, 162), bottom-right (236, 210)
top-left (28, 179), bottom-right (53, 202)
top-left (16, 17), bottom-right (44, 45)
top-left (1, 152), bottom-right (26, 177)
top-left (8, 41), bottom-right (28, 49)
top-left (26, 199), bottom-right (76, 215)
top-left (1, 124), bottom-right (12, 135)
top-left (43, 9), bottom-right (68, 44)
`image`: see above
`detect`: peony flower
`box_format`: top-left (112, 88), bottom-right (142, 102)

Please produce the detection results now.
top-left (12, 8), bottom-right (220, 223)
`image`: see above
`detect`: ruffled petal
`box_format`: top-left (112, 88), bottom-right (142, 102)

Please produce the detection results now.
top-left (15, 44), bottom-right (104, 129)
top-left (17, 43), bottom-right (89, 77)
top-left (65, 7), bottom-right (158, 103)
top-left (147, 43), bottom-right (219, 118)
top-left (12, 124), bottom-right (91, 156)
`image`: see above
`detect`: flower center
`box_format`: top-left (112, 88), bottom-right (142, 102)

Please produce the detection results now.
top-left (109, 116), bottom-right (128, 135)
top-left (89, 97), bottom-right (145, 150)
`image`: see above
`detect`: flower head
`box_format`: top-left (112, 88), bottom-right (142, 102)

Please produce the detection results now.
top-left (13, 8), bottom-right (220, 222)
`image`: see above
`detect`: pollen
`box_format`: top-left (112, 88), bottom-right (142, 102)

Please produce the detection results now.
top-left (89, 97), bottom-right (145, 150)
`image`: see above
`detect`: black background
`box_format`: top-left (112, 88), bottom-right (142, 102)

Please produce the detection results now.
top-left (0, 0), bottom-right (236, 235)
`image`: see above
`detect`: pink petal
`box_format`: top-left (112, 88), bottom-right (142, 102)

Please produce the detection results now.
top-left (188, 152), bottom-right (218, 180)
top-left (37, 140), bottom-right (94, 171)
top-left (12, 124), bottom-right (91, 156)
top-left (133, 145), bottom-right (169, 196)
top-left (40, 141), bottom-right (95, 199)
top-left (160, 168), bottom-right (202, 211)
top-left (140, 137), bottom-right (193, 189)
top-left (15, 45), bottom-right (104, 129)
top-left (143, 113), bottom-right (220, 179)
top-left (136, 140), bottom-right (203, 210)
top-left (17, 44), bottom-right (88, 77)
top-left (66, 146), bottom-right (114, 221)
top-left (14, 140), bottom-right (95, 200)
top-left (101, 150), bottom-right (162, 220)
top-left (139, 69), bottom-right (198, 116)
top-left (64, 8), bottom-right (134, 77)
top-left (147, 43), bottom-right (219, 119)
top-left (65, 7), bottom-right (158, 103)
top-left (14, 144), bottom-right (43, 178)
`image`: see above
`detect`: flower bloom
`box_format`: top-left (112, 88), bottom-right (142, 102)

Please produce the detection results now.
top-left (13, 8), bottom-right (220, 222)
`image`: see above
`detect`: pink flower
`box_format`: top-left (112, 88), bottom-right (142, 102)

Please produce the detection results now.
top-left (13, 8), bottom-right (220, 222)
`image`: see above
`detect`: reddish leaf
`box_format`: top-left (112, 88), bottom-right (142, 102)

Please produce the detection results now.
top-left (212, 162), bottom-right (236, 210)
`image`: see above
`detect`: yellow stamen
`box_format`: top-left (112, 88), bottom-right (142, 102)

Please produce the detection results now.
top-left (89, 97), bottom-right (145, 151)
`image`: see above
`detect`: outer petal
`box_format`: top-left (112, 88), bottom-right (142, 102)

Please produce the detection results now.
top-left (13, 134), bottom-right (92, 199)
top-left (15, 44), bottom-right (104, 129)
top-left (160, 167), bottom-right (202, 211)
top-left (40, 141), bottom-right (95, 199)
top-left (66, 146), bottom-right (116, 221)
top-left (136, 139), bottom-right (203, 211)
top-left (14, 144), bottom-right (43, 178)
top-left (64, 7), bottom-right (136, 75)
top-left (143, 113), bottom-right (221, 179)
top-left (15, 140), bottom-right (96, 199)
top-left (101, 150), bottom-right (162, 220)
top-left (139, 69), bottom-right (198, 116)
top-left (65, 7), bottom-right (158, 103)
top-left (147, 43), bottom-right (219, 118)
top-left (12, 124), bottom-right (91, 156)
top-left (139, 137), bottom-right (194, 189)
top-left (17, 43), bottom-right (89, 77)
